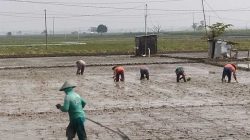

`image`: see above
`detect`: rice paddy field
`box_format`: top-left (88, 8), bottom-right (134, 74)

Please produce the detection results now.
top-left (0, 32), bottom-right (250, 140)
top-left (0, 55), bottom-right (250, 140)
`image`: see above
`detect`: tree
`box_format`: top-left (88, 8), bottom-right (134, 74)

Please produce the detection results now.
top-left (17, 31), bottom-right (22, 35)
top-left (41, 30), bottom-right (47, 34)
top-left (97, 24), bottom-right (108, 34)
top-left (71, 31), bottom-right (78, 35)
top-left (192, 23), bottom-right (198, 32)
top-left (6, 32), bottom-right (12, 36)
top-left (197, 20), bottom-right (205, 31)
top-left (152, 25), bottom-right (161, 34)
top-left (89, 27), bottom-right (97, 33)
top-left (208, 22), bottom-right (232, 40)
top-left (207, 22), bottom-right (233, 59)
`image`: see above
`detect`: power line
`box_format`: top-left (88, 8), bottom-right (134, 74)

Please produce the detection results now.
top-left (2, 0), bottom-right (250, 12)
top-left (0, 0), bottom-right (146, 10)
top-left (204, 0), bottom-right (224, 22)
top-left (0, 0), bottom-right (185, 5)
top-left (2, 8), bottom-right (250, 19)
top-left (209, 15), bottom-right (250, 23)
top-left (0, 13), bottom-right (42, 18)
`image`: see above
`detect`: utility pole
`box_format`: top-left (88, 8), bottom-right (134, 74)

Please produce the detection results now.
top-left (53, 17), bottom-right (55, 38)
top-left (192, 13), bottom-right (195, 32)
top-left (209, 15), bottom-right (211, 26)
top-left (144, 3), bottom-right (148, 55)
top-left (201, 0), bottom-right (208, 36)
top-left (44, 9), bottom-right (48, 49)
top-left (78, 28), bottom-right (80, 42)
top-left (145, 4), bottom-right (148, 36)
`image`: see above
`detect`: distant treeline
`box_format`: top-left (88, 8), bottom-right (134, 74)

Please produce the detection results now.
top-left (2, 29), bottom-right (250, 37)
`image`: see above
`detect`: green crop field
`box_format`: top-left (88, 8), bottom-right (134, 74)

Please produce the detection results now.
top-left (0, 31), bottom-right (249, 57)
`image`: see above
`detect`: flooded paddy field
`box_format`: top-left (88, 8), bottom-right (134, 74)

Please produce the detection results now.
top-left (0, 56), bottom-right (250, 140)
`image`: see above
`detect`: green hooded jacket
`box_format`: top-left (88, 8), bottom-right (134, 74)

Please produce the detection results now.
top-left (60, 88), bottom-right (86, 122)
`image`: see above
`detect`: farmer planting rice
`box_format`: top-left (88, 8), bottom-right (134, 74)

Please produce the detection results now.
top-left (112, 65), bottom-right (125, 82)
top-left (222, 63), bottom-right (238, 83)
top-left (56, 81), bottom-right (87, 140)
top-left (140, 65), bottom-right (149, 80)
top-left (175, 66), bottom-right (186, 82)
top-left (76, 60), bottom-right (86, 75)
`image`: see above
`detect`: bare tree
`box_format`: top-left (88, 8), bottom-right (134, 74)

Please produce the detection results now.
top-left (192, 23), bottom-right (198, 32)
top-left (152, 25), bottom-right (161, 34)
top-left (6, 32), bottom-right (12, 36)
top-left (17, 31), bottom-right (22, 35)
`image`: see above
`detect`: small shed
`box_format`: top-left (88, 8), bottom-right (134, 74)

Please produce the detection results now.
top-left (208, 39), bottom-right (237, 59)
top-left (135, 35), bottom-right (157, 56)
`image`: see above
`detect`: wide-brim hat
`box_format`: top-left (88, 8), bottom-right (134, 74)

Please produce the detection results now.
top-left (59, 81), bottom-right (76, 91)
top-left (112, 66), bottom-right (117, 70)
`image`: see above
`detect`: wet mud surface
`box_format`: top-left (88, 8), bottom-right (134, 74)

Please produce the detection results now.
top-left (1, 55), bottom-right (250, 140)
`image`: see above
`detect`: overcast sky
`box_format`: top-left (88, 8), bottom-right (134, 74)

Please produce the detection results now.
top-left (1, 0), bottom-right (250, 34)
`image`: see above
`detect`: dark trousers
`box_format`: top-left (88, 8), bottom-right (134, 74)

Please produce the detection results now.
top-left (77, 65), bottom-right (85, 75)
top-left (176, 72), bottom-right (186, 82)
top-left (66, 117), bottom-right (87, 140)
top-left (140, 69), bottom-right (149, 80)
top-left (222, 67), bottom-right (231, 83)
top-left (115, 72), bottom-right (124, 82)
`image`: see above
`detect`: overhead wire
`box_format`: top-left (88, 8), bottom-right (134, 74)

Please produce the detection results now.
top-left (1, 0), bottom-right (250, 30)
top-left (2, 0), bottom-right (250, 12)
top-left (0, 0), bottom-right (185, 5)
top-left (204, 0), bottom-right (224, 23)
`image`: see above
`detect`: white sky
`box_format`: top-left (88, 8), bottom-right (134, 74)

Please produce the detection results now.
top-left (1, 0), bottom-right (250, 34)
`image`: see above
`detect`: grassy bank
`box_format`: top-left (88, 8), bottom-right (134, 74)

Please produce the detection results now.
top-left (0, 32), bottom-right (249, 57)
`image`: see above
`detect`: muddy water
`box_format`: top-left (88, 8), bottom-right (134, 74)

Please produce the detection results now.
top-left (0, 58), bottom-right (250, 139)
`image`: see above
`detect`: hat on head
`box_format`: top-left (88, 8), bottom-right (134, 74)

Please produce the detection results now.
top-left (59, 81), bottom-right (76, 91)
top-left (112, 66), bottom-right (117, 70)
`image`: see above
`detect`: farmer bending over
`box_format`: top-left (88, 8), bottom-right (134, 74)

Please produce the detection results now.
top-left (140, 65), bottom-right (149, 80)
top-left (222, 63), bottom-right (238, 83)
top-left (76, 60), bottom-right (86, 75)
top-left (56, 81), bottom-right (87, 140)
top-left (175, 66), bottom-right (186, 82)
top-left (112, 65), bottom-right (125, 82)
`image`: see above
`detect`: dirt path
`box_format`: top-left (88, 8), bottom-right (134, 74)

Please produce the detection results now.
top-left (0, 56), bottom-right (250, 140)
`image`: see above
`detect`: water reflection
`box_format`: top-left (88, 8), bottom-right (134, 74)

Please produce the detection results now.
top-left (238, 63), bottom-right (250, 69)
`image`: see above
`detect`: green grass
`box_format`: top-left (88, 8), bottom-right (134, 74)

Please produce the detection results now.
top-left (0, 32), bottom-right (249, 57)
top-left (158, 36), bottom-right (206, 52)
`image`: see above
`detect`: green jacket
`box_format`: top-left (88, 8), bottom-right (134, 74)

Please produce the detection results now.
top-left (60, 89), bottom-right (86, 121)
top-left (175, 67), bottom-right (184, 74)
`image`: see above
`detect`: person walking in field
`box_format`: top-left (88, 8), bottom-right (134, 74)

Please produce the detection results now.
top-left (112, 65), bottom-right (125, 82)
top-left (76, 60), bottom-right (86, 75)
top-left (175, 66), bottom-right (186, 82)
top-left (222, 63), bottom-right (238, 83)
top-left (140, 65), bottom-right (149, 80)
top-left (56, 81), bottom-right (87, 140)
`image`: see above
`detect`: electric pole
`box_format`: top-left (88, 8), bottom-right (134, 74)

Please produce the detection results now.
top-left (201, 0), bottom-right (208, 36)
top-left (145, 4), bottom-right (148, 36)
top-left (44, 9), bottom-right (48, 49)
top-left (53, 17), bottom-right (55, 38)
top-left (209, 16), bottom-right (211, 26)
top-left (192, 13), bottom-right (195, 32)
top-left (78, 28), bottom-right (80, 42)
top-left (144, 4), bottom-right (148, 55)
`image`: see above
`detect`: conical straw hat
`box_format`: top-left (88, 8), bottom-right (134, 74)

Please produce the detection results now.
top-left (59, 81), bottom-right (76, 91)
